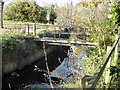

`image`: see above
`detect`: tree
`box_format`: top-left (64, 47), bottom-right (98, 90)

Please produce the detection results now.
top-left (76, 1), bottom-right (116, 52)
top-left (50, 5), bottom-right (56, 24)
top-left (55, 1), bottom-right (77, 26)
top-left (108, 1), bottom-right (120, 28)
top-left (3, 0), bottom-right (47, 23)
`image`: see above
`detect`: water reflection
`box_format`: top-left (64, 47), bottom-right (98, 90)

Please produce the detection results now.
top-left (2, 46), bottom-right (69, 89)
top-left (2, 45), bottom-right (87, 89)
top-left (50, 45), bottom-right (87, 79)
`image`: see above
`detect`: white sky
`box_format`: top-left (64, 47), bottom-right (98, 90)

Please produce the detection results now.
top-left (36, 0), bottom-right (81, 7)
top-left (3, 0), bottom-right (81, 7)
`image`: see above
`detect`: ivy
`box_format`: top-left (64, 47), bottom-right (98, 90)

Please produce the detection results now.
top-left (2, 36), bottom-right (18, 51)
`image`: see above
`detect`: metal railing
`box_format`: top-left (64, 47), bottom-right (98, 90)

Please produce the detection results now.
top-left (3, 23), bottom-right (91, 40)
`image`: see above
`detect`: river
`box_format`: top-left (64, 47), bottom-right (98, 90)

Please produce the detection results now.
top-left (2, 45), bottom-right (87, 89)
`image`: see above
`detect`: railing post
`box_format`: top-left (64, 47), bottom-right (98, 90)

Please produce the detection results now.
top-left (84, 28), bottom-right (85, 40)
top-left (114, 35), bottom-right (118, 65)
top-left (54, 27), bottom-right (56, 40)
top-left (118, 26), bottom-right (120, 47)
top-left (0, 1), bottom-right (4, 28)
top-left (105, 46), bottom-right (111, 86)
top-left (59, 27), bottom-right (61, 40)
top-left (33, 23), bottom-right (36, 36)
top-left (26, 24), bottom-right (29, 35)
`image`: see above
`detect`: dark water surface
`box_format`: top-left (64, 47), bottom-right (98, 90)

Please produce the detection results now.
top-left (2, 45), bottom-right (87, 89)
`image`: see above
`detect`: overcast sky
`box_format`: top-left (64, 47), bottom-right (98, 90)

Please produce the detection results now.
top-left (3, 0), bottom-right (81, 7)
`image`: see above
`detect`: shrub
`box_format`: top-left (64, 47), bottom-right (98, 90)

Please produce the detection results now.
top-left (3, 1), bottom-right (47, 23)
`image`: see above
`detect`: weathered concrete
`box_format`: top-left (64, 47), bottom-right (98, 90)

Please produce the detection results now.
top-left (2, 39), bottom-right (58, 75)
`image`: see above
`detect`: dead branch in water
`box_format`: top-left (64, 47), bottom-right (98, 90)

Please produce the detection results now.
top-left (43, 41), bottom-right (54, 88)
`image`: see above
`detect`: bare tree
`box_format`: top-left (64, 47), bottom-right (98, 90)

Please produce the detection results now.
top-left (76, 1), bottom-right (110, 53)
top-left (55, 1), bottom-right (78, 26)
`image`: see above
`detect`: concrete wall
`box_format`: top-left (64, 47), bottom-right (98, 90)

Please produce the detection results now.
top-left (2, 39), bottom-right (58, 75)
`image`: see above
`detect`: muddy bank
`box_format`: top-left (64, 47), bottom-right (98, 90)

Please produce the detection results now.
top-left (2, 37), bottom-right (60, 75)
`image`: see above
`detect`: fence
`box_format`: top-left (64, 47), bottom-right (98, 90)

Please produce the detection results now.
top-left (3, 23), bottom-right (91, 40)
top-left (82, 26), bottom-right (120, 89)
top-left (26, 24), bottom-right (90, 36)
top-left (2, 23), bottom-right (26, 36)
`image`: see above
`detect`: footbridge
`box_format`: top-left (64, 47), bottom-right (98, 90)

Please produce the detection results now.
top-left (25, 24), bottom-right (98, 46)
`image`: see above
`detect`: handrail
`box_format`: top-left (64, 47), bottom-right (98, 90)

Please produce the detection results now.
top-left (83, 35), bottom-right (120, 89)
top-left (36, 24), bottom-right (89, 28)
top-left (3, 23), bottom-right (89, 28)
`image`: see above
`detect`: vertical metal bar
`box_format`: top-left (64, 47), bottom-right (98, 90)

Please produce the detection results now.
top-left (0, 2), bottom-right (2, 90)
top-left (26, 24), bottom-right (29, 35)
top-left (59, 27), bottom-right (61, 40)
top-left (84, 28), bottom-right (85, 41)
top-left (33, 23), bottom-right (36, 36)
top-left (54, 27), bottom-right (55, 39)
top-left (55, 27), bottom-right (56, 40)
top-left (0, 1), bottom-right (4, 28)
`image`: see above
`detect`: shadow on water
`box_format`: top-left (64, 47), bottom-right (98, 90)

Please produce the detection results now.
top-left (2, 45), bottom-right (87, 89)
top-left (2, 46), bottom-right (69, 89)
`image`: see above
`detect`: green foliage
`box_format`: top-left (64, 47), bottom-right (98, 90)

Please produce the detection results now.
top-left (2, 33), bottom-right (34, 51)
top-left (3, 1), bottom-right (47, 23)
top-left (50, 5), bottom-right (56, 24)
top-left (108, 1), bottom-right (120, 28)
top-left (2, 36), bottom-right (18, 51)
top-left (86, 47), bottom-right (106, 75)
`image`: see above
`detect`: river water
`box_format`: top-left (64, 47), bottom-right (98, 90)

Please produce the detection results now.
top-left (2, 45), bottom-right (87, 89)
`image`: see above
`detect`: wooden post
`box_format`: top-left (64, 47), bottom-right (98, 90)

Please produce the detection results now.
top-left (83, 28), bottom-right (85, 40)
top-left (0, 1), bottom-right (4, 28)
top-left (33, 23), bottom-right (36, 36)
top-left (55, 27), bottom-right (56, 40)
top-left (114, 35), bottom-right (118, 65)
top-left (26, 24), bottom-right (29, 35)
top-left (54, 27), bottom-right (55, 39)
top-left (105, 46), bottom-right (111, 85)
top-left (118, 26), bottom-right (120, 47)
top-left (59, 27), bottom-right (61, 39)
top-left (0, 2), bottom-right (2, 90)
top-left (82, 75), bottom-right (91, 89)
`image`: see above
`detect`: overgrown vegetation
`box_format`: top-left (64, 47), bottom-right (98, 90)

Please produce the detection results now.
top-left (2, 36), bottom-right (18, 51)
top-left (2, 35), bottom-right (34, 51)
top-left (2, 0), bottom-right (120, 89)
top-left (58, 1), bottom-right (120, 88)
